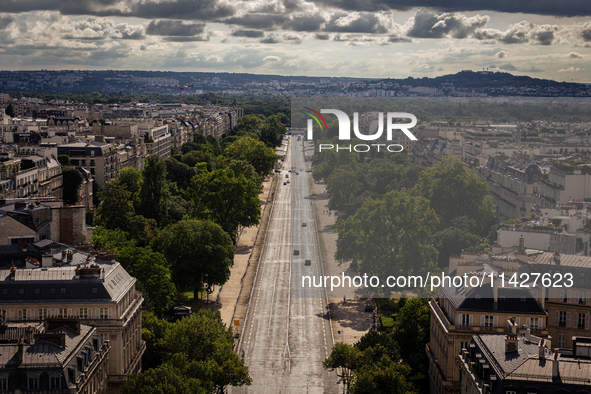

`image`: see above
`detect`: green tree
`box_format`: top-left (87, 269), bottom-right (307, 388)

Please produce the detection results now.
top-left (352, 358), bottom-right (416, 394)
top-left (415, 157), bottom-right (495, 236)
top-left (431, 217), bottom-right (486, 268)
top-left (323, 342), bottom-right (361, 393)
top-left (94, 183), bottom-right (135, 231)
top-left (114, 167), bottom-right (142, 199)
top-left (152, 219), bottom-right (234, 291)
top-left (223, 137), bottom-right (279, 178)
top-left (138, 155), bottom-right (170, 225)
top-left (121, 361), bottom-right (207, 394)
top-left (142, 311), bottom-right (170, 370)
top-left (164, 158), bottom-right (196, 191)
top-left (92, 227), bottom-right (136, 251)
top-left (233, 114), bottom-right (264, 137)
top-left (335, 189), bottom-right (439, 290)
top-left (393, 298), bottom-right (430, 370)
top-left (162, 310), bottom-right (252, 394)
top-left (58, 154), bottom-right (71, 166)
top-left (4, 103), bottom-right (15, 117)
top-left (116, 247), bottom-right (176, 316)
top-left (259, 114), bottom-right (286, 147)
top-left (190, 167), bottom-right (261, 240)
top-left (62, 168), bottom-right (84, 205)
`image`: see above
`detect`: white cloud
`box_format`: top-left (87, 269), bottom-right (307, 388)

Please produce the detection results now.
top-left (263, 55), bottom-right (281, 61)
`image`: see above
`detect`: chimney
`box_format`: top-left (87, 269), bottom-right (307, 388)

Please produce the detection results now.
top-left (17, 336), bottom-right (25, 364)
top-left (10, 264), bottom-right (16, 279)
top-left (67, 250), bottom-right (73, 262)
top-left (554, 251), bottom-right (561, 265)
top-left (539, 338), bottom-right (545, 358)
top-left (25, 325), bottom-right (34, 344)
top-left (493, 274), bottom-right (499, 304)
top-left (552, 350), bottom-right (560, 379)
top-left (525, 326), bottom-right (532, 342)
top-left (61, 249), bottom-right (67, 260)
top-left (505, 334), bottom-right (518, 353)
top-left (515, 235), bottom-right (528, 263)
top-left (41, 254), bottom-right (53, 268)
top-left (508, 318), bottom-right (517, 335)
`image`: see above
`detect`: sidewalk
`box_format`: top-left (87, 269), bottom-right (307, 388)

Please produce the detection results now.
top-left (208, 175), bottom-right (277, 331)
top-left (309, 178), bottom-right (370, 346)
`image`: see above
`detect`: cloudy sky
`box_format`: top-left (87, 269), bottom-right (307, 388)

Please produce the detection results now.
top-left (0, 0), bottom-right (590, 81)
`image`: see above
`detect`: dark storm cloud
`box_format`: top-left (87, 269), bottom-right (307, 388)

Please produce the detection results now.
top-left (0, 0), bottom-right (235, 21)
top-left (407, 9), bottom-right (488, 39)
top-left (0, 15), bottom-right (15, 29)
top-left (224, 14), bottom-right (286, 29)
top-left (231, 29), bottom-right (265, 38)
top-left (309, 0), bottom-right (591, 17)
top-left (315, 32), bottom-right (330, 40)
top-left (323, 12), bottom-right (390, 34)
top-left (146, 20), bottom-right (205, 36)
top-left (581, 22), bottom-right (591, 41)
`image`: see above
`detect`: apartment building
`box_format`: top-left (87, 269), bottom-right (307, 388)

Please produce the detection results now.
top-left (537, 165), bottom-right (591, 208)
top-left (460, 330), bottom-right (591, 394)
top-left (427, 276), bottom-right (547, 394)
top-left (0, 318), bottom-right (110, 394)
top-left (0, 152), bottom-right (62, 200)
top-left (58, 139), bottom-right (119, 186)
top-left (0, 243), bottom-right (145, 392)
top-left (481, 156), bottom-right (543, 221)
top-left (143, 125), bottom-right (172, 159)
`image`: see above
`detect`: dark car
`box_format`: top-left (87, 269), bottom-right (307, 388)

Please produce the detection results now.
top-left (364, 303), bottom-right (375, 312)
top-left (305, 259), bottom-right (311, 266)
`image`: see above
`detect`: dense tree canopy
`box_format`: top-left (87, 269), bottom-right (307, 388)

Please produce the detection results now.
top-left (62, 168), bottom-right (84, 205)
top-left (138, 155), bottom-right (170, 225)
top-left (190, 167), bottom-right (262, 239)
top-left (223, 137), bottom-right (279, 178)
top-left (335, 189), bottom-right (439, 287)
top-left (415, 157), bottom-right (495, 236)
top-left (152, 219), bottom-right (234, 290)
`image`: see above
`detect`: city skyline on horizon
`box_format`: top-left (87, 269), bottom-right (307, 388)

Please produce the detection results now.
top-left (0, 1), bottom-right (590, 82)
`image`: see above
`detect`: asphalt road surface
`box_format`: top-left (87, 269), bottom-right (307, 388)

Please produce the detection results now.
top-left (232, 135), bottom-right (338, 394)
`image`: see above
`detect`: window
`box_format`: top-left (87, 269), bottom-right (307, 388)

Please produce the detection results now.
top-left (482, 315), bottom-right (495, 327)
top-left (18, 289), bottom-right (24, 295)
top-left (34, 288), bottom-right (40, 295)
top-left (38, 309), bottom-right (48, 320)
top-left (530, 317), bottom-right (541, 330)
top-left (50, 288), bottom-right (56, 294)
top-left (99, 308), bottom-right (108, 320)
top-left (59, 308), bottom-right (67, 317)
top-left (0, 377), bottom-right (6, 391)
top-left (50, 377), bottom-right (61, 390)
top-left (460, 341), bottom-right (469, 354)
top-left (92, 287), bottom-right (98, 294)
top-left (79, 308), bottom-right (88, 319)
top-left (1, 289), bottom-right (6, 295)
top-left (556, 311), bottom-right (570, 327)
top-left (460, 314), bottom-right (472, 326)
top-left (28, 376), bottom-right (39, 391)
top-left (61, 288), bottom-right (66, 294)
top-left (577, 313), bottom-right (588, 329)
top-left (506, 391), bottom-right (516, 394)
top-left (558, 333), bottom-right (566, 348)
top-left (21, 309), bottom-right (27, 321)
